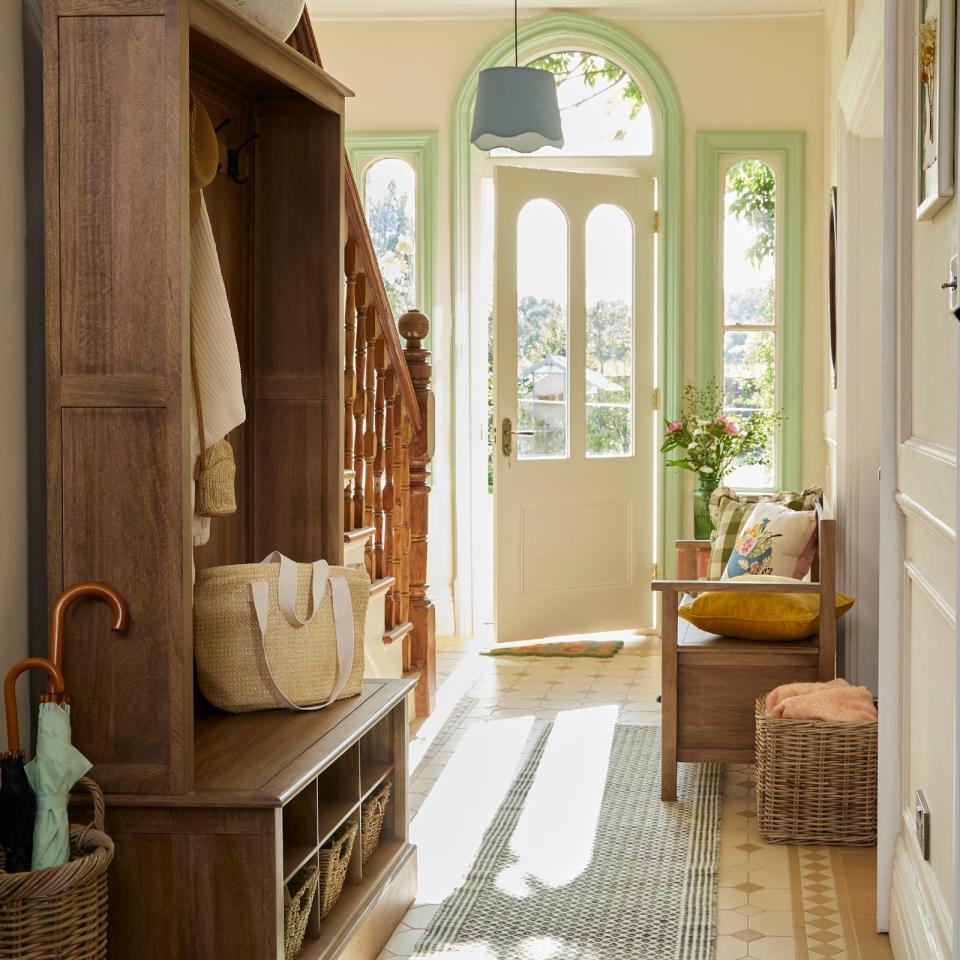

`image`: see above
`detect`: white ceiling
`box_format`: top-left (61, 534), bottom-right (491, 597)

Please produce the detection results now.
top-left (308, 0), bottom-right (825, 20)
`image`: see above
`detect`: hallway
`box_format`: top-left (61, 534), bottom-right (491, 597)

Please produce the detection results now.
top-left (380, 637), bottom-right (893, 960)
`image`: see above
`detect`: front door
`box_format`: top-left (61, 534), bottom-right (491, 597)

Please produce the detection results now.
top-left (494, 166), bottom-right (656, 642)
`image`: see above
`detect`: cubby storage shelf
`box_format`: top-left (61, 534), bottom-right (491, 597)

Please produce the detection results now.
top-left (361, 762), bottom-right (394, 800)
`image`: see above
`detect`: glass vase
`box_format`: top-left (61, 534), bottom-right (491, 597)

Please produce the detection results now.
top-left (693, 476), bottom-right (720, 541)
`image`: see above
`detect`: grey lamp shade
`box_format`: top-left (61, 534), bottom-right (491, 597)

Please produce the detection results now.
top-left (470, 66), bottom-right (564, 153)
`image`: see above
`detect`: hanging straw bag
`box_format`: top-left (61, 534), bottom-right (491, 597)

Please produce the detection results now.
top-left (194, 552), bottom-right (369, 713)
top-left (0, 777), bottom-right (113, 959)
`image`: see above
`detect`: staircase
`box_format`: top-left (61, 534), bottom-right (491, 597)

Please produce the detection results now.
top-left (288, 16), bottom-right (436, 719)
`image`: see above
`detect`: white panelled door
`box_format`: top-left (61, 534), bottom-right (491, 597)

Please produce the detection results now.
top-left (494, 166), bottom-right (656, 643)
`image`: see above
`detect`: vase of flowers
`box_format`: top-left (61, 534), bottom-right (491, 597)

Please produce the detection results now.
top-left (660, 381), bottom-right (783, 540)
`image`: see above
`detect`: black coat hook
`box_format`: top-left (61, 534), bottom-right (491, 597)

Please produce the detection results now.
top-left (226, 133), bottom-right (259, 185)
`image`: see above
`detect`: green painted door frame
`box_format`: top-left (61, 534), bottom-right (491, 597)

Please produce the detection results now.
top-left (695, 131), bottom-right (806, 492)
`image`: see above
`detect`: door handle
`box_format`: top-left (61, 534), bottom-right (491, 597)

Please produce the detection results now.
top-left (501, 417), bottom-right (535, 457)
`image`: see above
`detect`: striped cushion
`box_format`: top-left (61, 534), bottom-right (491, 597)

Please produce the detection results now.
top-left (707, 485), bottom-right (822, 580)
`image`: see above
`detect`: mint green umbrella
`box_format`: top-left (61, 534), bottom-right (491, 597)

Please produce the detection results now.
top-left (24, 701), bottom-right (91, 870)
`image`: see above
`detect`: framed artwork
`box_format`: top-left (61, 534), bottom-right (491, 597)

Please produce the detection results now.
top-left (828, 186), bottom-right (838, 389)
top-left (917, 0), bottom-right (956, 219)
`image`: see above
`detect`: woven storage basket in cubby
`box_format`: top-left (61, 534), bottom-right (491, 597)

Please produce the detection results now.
top-left (0, 777), bottom-right (113, 960)
top-left (284, 863), bottom-right (319, 958)
top-left (361, 781), bottom-right (392, 866)
top-left (755, 697), bottom-right (877, 845)
top-left (317, 821), bottom-right (357, 920)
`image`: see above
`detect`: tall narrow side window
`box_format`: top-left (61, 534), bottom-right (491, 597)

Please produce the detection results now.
top-left (363, 157), bottom-right (417, 316)
top-left (696, 132), bottom-right (804, 493)
top-left (722, 159), bottom-right (778, 489)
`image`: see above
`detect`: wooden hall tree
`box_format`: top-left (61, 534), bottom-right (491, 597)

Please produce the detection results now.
top-left (42, 0), bottom-right (424, 955)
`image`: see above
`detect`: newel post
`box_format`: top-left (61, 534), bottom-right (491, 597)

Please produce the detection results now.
top-left (399, 309), bottom-right (436, 717)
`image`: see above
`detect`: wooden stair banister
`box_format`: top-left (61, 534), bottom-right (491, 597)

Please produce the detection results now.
top-left (287, 13), bottom-right (435, 718)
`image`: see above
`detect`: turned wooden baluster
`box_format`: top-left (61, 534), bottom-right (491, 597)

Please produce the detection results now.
top-left (383, 367), bottom-right (397, 628)
top-left (399, 309), bottom-right (436, 716)
top-left (343, 238), bottom-right (359, 530)
top-left (397, 409), bottom-right (411, 672)
top-left (373, 339), bottom-right (387, 581)
top-left (363, 305), bottom-right (378, 576)
top-left (352, 276), bottom-right (368, 531)
top-left (399, 412), bottom-right (412, 631)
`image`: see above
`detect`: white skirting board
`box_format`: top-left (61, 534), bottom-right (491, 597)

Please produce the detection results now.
top-left (889, 813), bottom-right (953, 960)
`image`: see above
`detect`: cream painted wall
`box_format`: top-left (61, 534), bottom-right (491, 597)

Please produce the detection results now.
top-left (315, 14), bottom-right (826, 633)
top-left (0, 2), bottom-right (30, 751)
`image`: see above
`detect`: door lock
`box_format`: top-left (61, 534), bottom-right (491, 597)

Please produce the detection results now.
top-left (501, 417), bottom-right (535, 456)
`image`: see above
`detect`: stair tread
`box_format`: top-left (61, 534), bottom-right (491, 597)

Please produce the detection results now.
top-left (370, 576), bottom-right (396, 598)
top-left (384, 621), bottom-right (413, 645)
top-left (343, 525), bottom-right (376, 544)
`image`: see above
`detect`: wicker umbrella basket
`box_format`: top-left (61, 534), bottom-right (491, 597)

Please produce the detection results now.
top-left (0, 777), bottom-right (114, 959)
top-left (754, 697), bottom-right (878, 846)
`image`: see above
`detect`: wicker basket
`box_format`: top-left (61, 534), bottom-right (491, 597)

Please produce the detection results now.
top-left (361, 781), bottom-right (392, 866)
top-left (755, 697), bottom-right (878, 845)
top-left (0, 777), bottom-right (114, 959)
top-left (284, 863), bottom-right (319, 959)
top-left (316, 821), bottom-right (357, 920)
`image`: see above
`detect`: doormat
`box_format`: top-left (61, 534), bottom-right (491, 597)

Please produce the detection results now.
top-left (412, 724), bottom-right (723, 959)
top-left (480, 638), bottom-right (624, 659)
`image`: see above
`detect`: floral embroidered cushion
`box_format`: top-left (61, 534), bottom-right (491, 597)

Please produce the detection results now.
top-left (721, 500), bottom-right (818, 581)
top-left (707, 485), bottom-right (821, 580)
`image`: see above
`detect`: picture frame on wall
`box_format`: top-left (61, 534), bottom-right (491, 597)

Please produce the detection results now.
top-left (917, 0), bottom-right (956, 219)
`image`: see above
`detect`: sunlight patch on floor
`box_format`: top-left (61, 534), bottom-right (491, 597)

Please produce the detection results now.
top-left (411, 713), bottom-right (534, 904)
top-left (498, 705), bottom-right (617, 896)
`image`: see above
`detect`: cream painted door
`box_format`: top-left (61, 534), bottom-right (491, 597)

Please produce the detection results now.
top-left (494, 166), bottom-right (655, 643)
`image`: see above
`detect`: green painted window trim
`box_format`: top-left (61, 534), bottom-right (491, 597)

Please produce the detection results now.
top-left (346, 131), bottom-right (439, 329)
top-left (450, 13), bottom-right (686, 598)
top-left (694, 131), bottom-right (806, 492)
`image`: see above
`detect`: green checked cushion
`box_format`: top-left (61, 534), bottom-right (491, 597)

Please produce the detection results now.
top-left (707, 485), bottom-right (822, 580)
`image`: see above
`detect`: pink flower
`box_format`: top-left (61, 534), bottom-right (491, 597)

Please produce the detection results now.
top-left (723, 419), bottom-right (740, 436)
top-left (666, 420), bottom-right (683, 434)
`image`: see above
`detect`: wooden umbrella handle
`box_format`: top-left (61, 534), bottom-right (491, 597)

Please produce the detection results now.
top-left (47, 582), bottom-right (129, 695)
top-left (4, 658), bottom-right (65, 754)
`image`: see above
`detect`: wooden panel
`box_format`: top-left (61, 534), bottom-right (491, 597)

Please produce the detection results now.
top-left (60, 408), bottom-right (183, 792)
top-left (253, 111), bottom-right (341, 380)
top-left (58, 15), bottom-right (169, 377)
top-left (105, 812), bottom-right (277, 960)
top-left (251, 399), bottom-right (331, 561)
top-left (677, 663), bottom-right (819, 756)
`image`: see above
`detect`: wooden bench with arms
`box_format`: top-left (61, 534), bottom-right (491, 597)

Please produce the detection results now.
top-left (652, 509), bottom-right (837, 801)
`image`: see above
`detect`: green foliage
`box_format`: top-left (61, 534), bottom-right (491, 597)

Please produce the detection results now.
top-left (660, 380), bottom-right (783, 480)
top-left (587, 299), bottom-right (631, 377)
top-left (531, 51), bottom-right (644, 141)
top-left (726, 159), bottom-right (776, 267)
top-left (366, 178), bottom-right (415, 314)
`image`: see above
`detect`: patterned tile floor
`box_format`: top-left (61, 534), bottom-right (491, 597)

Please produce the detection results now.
top-left (380, 634), bottom-right (893, 960)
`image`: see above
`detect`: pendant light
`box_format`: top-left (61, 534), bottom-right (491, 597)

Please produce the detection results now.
top-left (470, 0), bottom-right (564, 153)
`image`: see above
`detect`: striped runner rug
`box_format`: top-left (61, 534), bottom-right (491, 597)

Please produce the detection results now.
top-left (413, 724), bottom-right (722, 959)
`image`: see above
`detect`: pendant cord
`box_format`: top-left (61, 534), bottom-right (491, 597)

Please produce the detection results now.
top-left (514, 0), bottom-right (518, 66)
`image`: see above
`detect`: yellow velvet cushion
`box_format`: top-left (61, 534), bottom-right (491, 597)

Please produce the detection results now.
top-left (678, 576), bottom-right (855, 640)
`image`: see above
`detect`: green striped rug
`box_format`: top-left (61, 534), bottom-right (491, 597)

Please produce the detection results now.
top-left (413, 725), bottom-right (722, 959)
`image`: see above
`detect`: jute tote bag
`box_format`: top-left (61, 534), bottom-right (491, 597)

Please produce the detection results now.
top-left (194, 552), bottom-right (369, 713)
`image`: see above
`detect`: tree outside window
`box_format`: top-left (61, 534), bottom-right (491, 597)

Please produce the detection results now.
top-left (363, 157), bottom-right (417, 316)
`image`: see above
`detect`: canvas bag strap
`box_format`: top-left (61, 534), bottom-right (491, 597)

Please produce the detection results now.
top-left (261, 550), bottom-right (328, 626)
top-left (249, 556), bottom-right (356, 711)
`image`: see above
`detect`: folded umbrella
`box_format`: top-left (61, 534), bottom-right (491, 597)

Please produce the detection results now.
top-left (1, 658), bottom-right (65, 873)
top-left (25, 701), bottom-right (92, 870)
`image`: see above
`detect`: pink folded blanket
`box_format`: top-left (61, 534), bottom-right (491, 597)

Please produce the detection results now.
top-left (766, 679), bottom-right (877, 723)
top-left (765, 678), bottom-right (848, 714)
